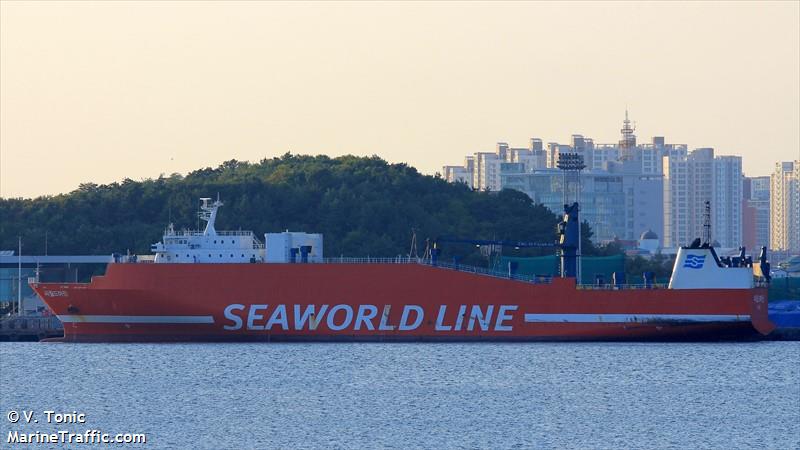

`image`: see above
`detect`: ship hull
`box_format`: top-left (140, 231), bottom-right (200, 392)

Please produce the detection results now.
top-left (38, 323), bottom-right (762, 343)
top-left (30, 263), bottom-right (774, 343)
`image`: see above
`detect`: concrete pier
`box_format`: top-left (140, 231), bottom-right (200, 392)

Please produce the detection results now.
top-left (0, 315), bottom-right (63, 341)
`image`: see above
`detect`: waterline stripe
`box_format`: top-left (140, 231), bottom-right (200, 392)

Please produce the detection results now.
top-left (523, 314), bottom-right (749, 323)
top-left (58, 315), bottom-right (215, 324)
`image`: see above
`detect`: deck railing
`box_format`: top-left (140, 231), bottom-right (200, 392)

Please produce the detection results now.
top-left (111, 254), bottom-right (770, 291)
top-left (423, 260), bottom-right (553, 284)
top-left (577, 283), bottom-right (668, 290)
top-left (320, 257), bottom-right (553, 284)
top-left (167, 230), bottom-right (256, 237)
top-left (321, 256), bottom-right (424, 265)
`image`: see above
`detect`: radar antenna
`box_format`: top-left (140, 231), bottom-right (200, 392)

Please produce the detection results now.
top-left (199, 196), bottom-right (224, 236)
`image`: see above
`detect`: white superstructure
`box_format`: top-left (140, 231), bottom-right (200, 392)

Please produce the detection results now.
top-left (151, 198), bottom-right (265, 263)
top-left (668, 245), bottom-right (754, 289)
top-left (265, 232), bottom-right (323, 263)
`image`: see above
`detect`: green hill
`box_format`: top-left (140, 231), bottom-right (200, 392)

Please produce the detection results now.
top-left (1, 154), bottom-right (572, 263)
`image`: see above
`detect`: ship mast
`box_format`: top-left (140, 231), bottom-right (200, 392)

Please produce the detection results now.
top-left (199, 195), bottom-right (224, 236)
top-left (408, 228), bottom-right (419, 259)
top-left (18, 236), bottom-right (22, 316)
top-left (703, 200), bottom-right (712, 245)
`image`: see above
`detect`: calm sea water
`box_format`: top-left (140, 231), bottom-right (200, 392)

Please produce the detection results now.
top-left (1, 342), bottom-right (798, 449)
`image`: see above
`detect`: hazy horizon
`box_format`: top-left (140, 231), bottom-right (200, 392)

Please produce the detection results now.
top-left (2, 1), bottom-right (799, 199)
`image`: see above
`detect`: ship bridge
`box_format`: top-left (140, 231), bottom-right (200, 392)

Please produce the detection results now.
top-left (151, 198), bottom-right (264, 263)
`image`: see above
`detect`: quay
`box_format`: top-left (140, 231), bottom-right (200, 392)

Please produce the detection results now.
top-left (1, 252), bottom-right (109, 342)
top-left (0, 315), bottom-right (63, 342)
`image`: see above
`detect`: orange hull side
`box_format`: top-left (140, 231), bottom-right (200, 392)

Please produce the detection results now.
top-left (30, 263), bottom-right (774, 342)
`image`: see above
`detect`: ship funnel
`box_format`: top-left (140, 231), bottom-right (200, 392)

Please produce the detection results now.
top-left (669, 246), bottom-right (754, 289)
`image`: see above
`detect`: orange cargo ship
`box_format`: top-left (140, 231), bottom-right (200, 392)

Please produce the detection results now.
top-left (30, 198), bottom-right (775, 342)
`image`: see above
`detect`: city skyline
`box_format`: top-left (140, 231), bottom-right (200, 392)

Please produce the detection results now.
top-left (442, 113), bottom-right (799, 252)
top-left (1, 1), bottom-right (799, 198)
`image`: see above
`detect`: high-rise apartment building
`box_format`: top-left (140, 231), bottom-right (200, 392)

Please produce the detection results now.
top-left (663, 149), bottom-right (742, 248)
top-left (663, 152), bottom-right (690, 248)
top-left (663, 148), bottom-right (745, 248)
top-left (663, 148), bottom-right (710, 248)
top-left (475, 147), bottom-right (504, 191)
top-left (444, 139), bottom-right (549, 191)
top-left (546, 143), bottom-right (572, 169)
top-left (770, 161), bottom-right (800, 252)
top-left (591, 144), bottom-right (619, 170)
top-left (508, 145), bottom-right (546, 171)
top-left (642, 137), bottom-right (664, 174)
top-left (443, 112), bottom-right (679, 191)
top-left (712, 156), bottom-right (743, 248)
top-left (742, 176), bottom-right (770, 250)
top-left (441, 112), bottom-right (748, 249)
top-left (443, 160), bottom-right (473, 187)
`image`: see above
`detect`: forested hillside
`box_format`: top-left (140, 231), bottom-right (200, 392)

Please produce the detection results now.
top-left (1, 154), bottom-right (584, 263)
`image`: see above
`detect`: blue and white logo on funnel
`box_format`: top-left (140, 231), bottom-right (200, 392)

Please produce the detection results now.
top-left (683, 254), bottom-right (706, 269)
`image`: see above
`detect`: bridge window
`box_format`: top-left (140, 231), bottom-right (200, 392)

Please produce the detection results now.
top-left (214, 240), bottom-right (217, 244)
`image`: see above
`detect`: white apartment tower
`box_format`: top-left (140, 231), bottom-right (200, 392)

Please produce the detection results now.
top-left (641, 137), bottom-right (665, 174)
top-left (750, 176), bottom-right (771, 249)
top-left (664, 148), bottom-right (743, 249)
top-left (445, 140), bottom-right (549, 191)
top-left (770, 161), bottom-right (800, 252)
top-left (663, 148), bottom-right (713, 248)
top-left (712, 156), bottom-right (743, 248)
top-left (475, 149), bottom-right (503, 191)
top-left (444, 156), bottom-right (474, 187)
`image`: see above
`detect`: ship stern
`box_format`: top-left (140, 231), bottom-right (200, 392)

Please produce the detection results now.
top-left (749, 288), bottom-right (775, 336)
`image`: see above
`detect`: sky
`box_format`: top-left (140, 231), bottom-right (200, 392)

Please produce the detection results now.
top-left (1, 1), bottom-right (799, 199)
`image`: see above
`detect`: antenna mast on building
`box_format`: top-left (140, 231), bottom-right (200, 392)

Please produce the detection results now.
top-left (619, 109), bottom-right (637, 161)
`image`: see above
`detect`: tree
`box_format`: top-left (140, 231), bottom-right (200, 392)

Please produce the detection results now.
top-left (0, 155), bottom-right (563, 261)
